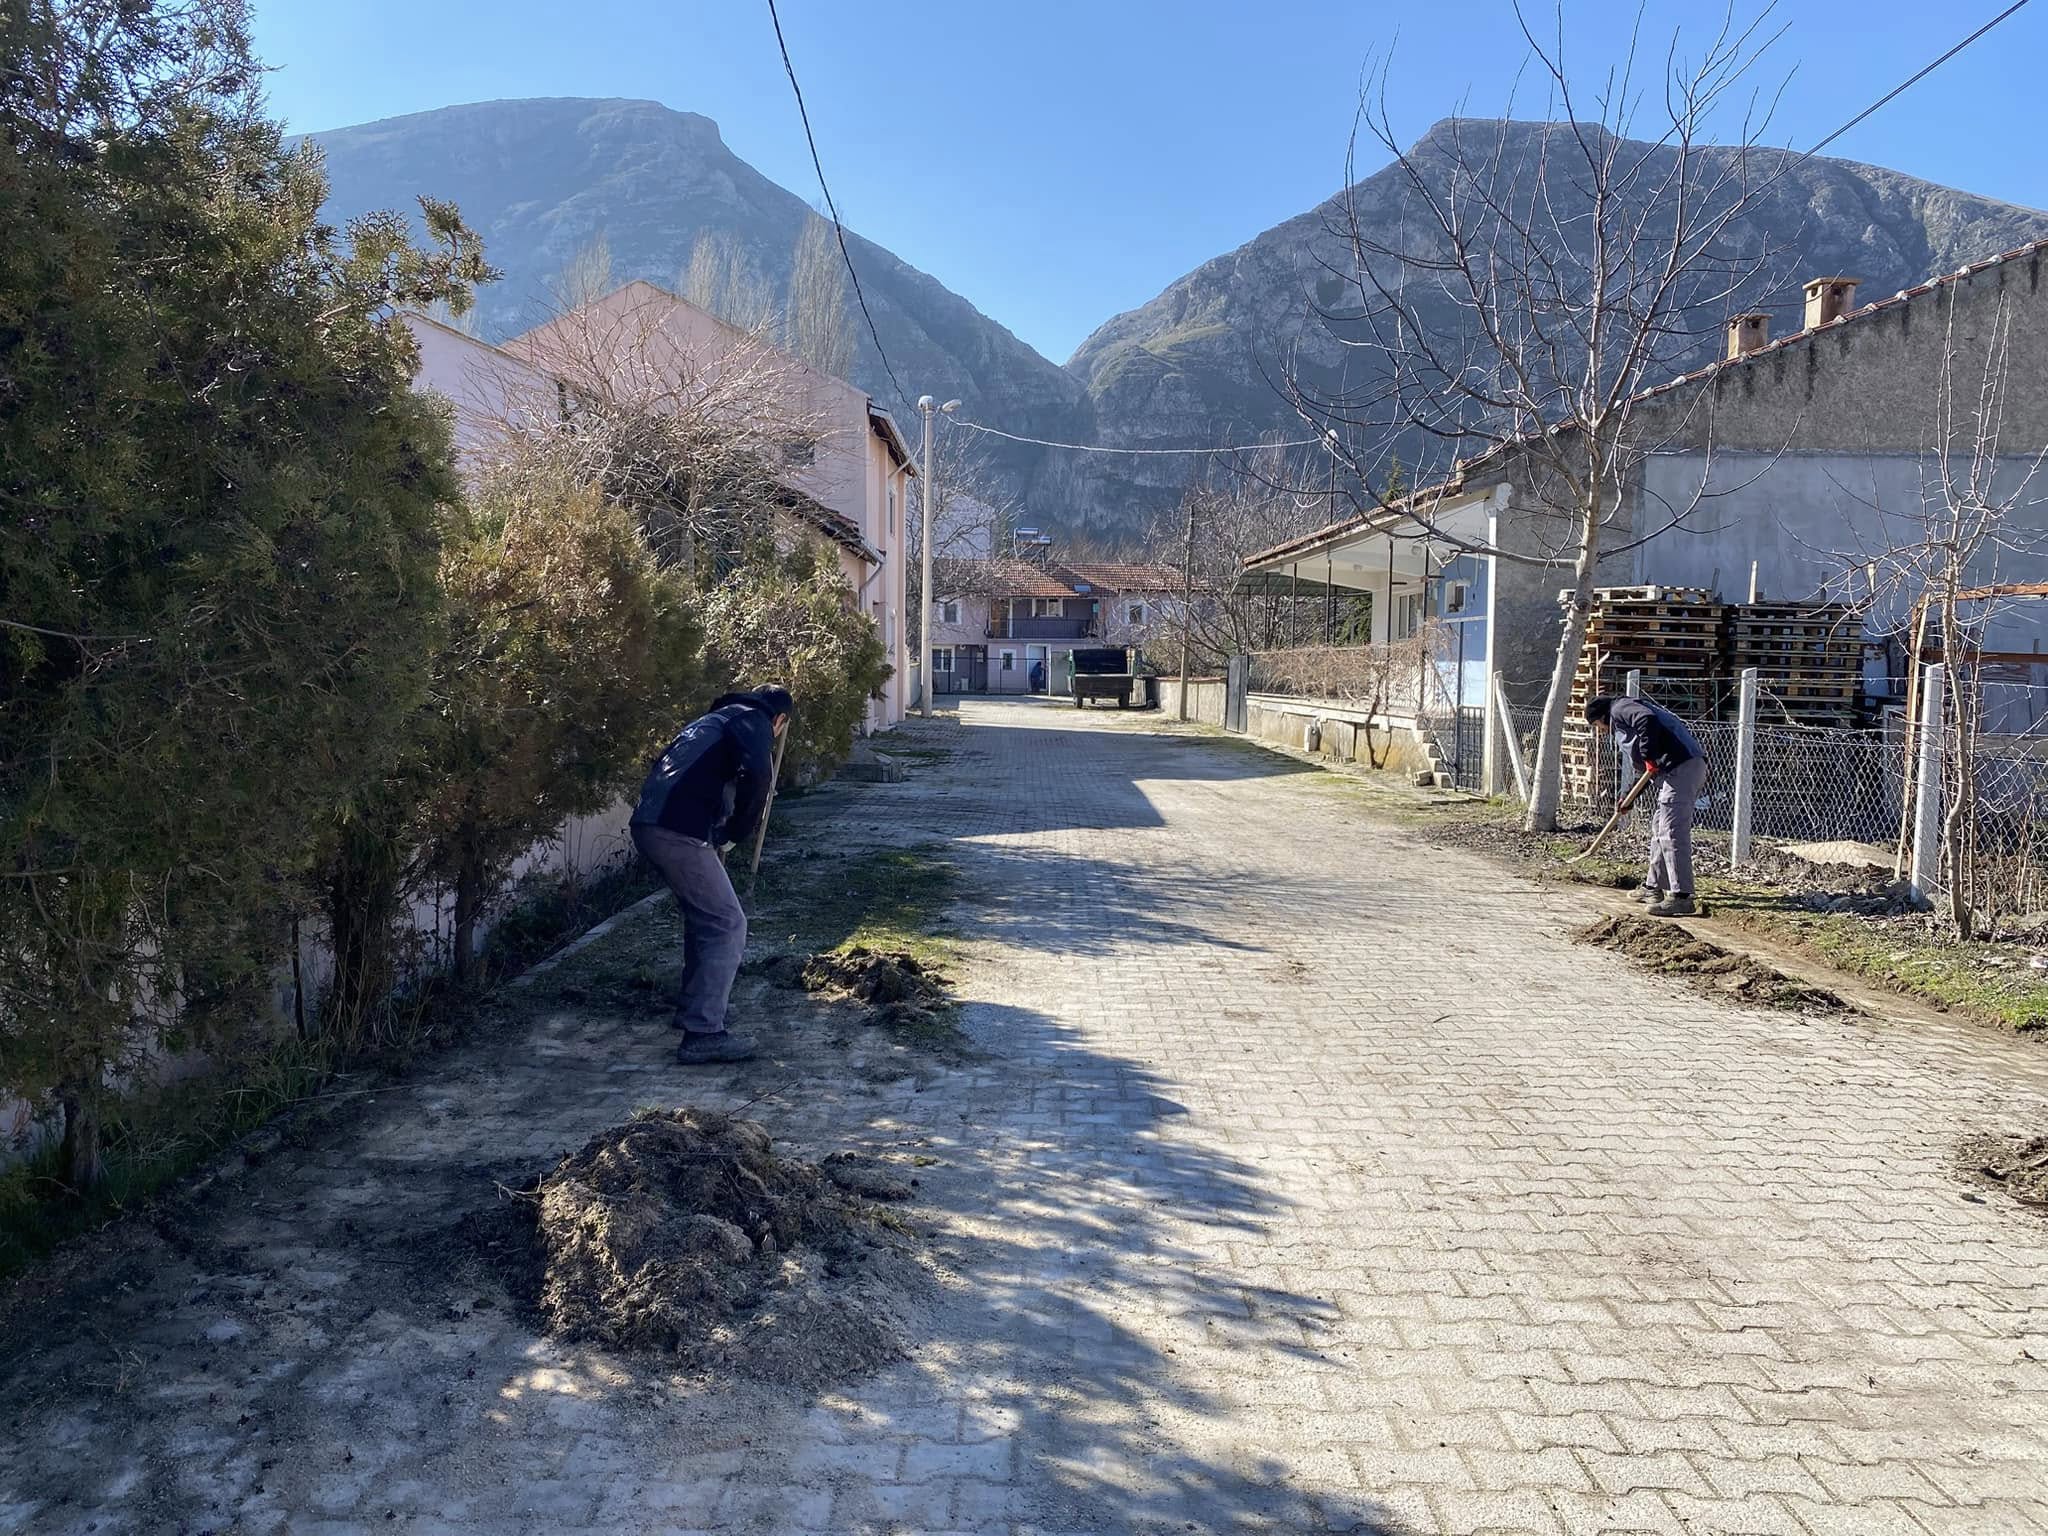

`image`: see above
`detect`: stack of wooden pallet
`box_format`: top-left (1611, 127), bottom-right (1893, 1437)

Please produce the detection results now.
top-left (1561, 586), bottom-right (1728, 803)
top-left (1720, 601), bottom-right (1861, 727)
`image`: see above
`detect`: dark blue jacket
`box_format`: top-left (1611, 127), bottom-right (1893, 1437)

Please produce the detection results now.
top-left (630, 690), bottom-right (789, 846)
top-left (1608, 696), bottom-right (1703, 776)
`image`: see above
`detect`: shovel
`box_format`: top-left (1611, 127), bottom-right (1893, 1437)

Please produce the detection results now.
top-left (743, 731), bottom-right (789, 901)
top-left (1570, 769), bottom-right (1653, 863)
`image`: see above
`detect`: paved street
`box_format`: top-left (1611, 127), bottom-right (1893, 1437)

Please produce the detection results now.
top-left (6, 696), bottom-right (2048, 1535)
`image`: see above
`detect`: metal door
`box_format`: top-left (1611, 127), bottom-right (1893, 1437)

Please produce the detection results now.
top-left (1225, 654), bottom-right (1250, 732)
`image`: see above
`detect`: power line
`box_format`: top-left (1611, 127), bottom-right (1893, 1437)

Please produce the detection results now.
top-left (1803, 0), bottom-right (2033, 160)
top-left (953, 419), bottom-right (1327, 456)
top-left (763, 0), bottom-right (911, 410)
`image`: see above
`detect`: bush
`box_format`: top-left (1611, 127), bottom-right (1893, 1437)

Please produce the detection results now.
top-left (700, 542), bottom-right (891, 784)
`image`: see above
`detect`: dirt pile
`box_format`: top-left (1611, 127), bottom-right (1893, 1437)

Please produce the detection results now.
top-left (1575, 915), bottom-right (1850, 1013)
top-left (1745, 845), bottom-right (1927, 916)
top-left (793, 946), bottom-right (954, 1030)
top-left (1960, 1133), bottom-right (2048, 1210)
top-left (501, 1109), bottom-right (922, 1385)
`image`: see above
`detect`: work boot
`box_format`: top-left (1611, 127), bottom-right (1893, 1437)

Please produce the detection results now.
top-left (1633, 884), bottom-right (1664, 904)
top-left (1647, 893), bottom-right (1697, 918)
top-left (676, 1030), bottom-right (758, 1065)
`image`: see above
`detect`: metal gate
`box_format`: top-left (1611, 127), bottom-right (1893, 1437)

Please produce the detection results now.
top-left (1225, 654), bottom-right (1250, 733)
top-left (1452, 705), bottom-right (1485, 793)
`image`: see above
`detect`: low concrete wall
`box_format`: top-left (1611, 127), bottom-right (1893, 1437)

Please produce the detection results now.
top-left (1242, 693), bottom-right (1432, 776)
top-left (1158, 677), bottom-right (1228, 727)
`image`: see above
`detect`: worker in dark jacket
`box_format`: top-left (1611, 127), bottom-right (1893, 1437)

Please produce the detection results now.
top-left (629, 687), bottom-right (793, 1063)
top-left (1586, 694), bottom-right (1707, 917)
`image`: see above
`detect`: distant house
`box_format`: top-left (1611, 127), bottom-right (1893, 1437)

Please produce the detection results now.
top-left (407, 280), bottom-right (916, 728)
top-left (927, 557), bottom-right (1181, 696)
top-left (1242, 245), bottom-right (2048, 727)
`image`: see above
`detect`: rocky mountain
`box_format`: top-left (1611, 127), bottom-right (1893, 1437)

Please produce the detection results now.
top-left (306, 98), bottom-right (1092, 502)
top-left (310, 102), bottom-right (2048, 543)
top-left (1063, 118), bottom-right (2048, 536)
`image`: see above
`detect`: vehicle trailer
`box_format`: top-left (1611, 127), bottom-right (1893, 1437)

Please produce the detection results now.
top-left (1070, 646), bottom-right (1139, 708)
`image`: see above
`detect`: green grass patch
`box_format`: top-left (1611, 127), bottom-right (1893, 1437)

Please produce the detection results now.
top-left (1719, 909), bottom-right (2048, 1032)
top-left (758, 843), bottom-right (962, 975)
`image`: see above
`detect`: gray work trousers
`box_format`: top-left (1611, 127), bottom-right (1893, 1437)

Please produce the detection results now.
top-left (630, 823), bottom-right (746, 1036)
top-left (1644, 754), bottom-right (1708, 896)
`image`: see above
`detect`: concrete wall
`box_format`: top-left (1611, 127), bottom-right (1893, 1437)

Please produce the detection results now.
top-left (1473, 250), bottom-right (2048, 703)
top-left (1158, 677), bottom-right (1228, 727)
top-left (1243, 694), bottom-right (1431, 774)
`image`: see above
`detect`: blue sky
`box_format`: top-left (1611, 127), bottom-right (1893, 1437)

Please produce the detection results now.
top-left (252, 0), bottom-right (2045, 363)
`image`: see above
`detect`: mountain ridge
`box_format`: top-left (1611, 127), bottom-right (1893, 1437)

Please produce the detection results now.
top-left (309, 100), bottom-right (2048, 542)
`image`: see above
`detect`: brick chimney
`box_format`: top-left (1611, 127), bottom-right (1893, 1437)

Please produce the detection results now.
top-left (1725, 312), bottom-right (1770, 359)
top-left (1802, 276), bottom-right (1860, 330)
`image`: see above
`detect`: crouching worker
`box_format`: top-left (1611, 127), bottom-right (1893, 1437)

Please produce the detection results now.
top-left (629, 687), bottom-right (794, 1064)
top-left (1585, 694), bottom-right (1707, 918)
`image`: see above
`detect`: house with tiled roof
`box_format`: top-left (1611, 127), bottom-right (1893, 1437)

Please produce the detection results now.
top-left (1243, 242), bottom-right (2048, 722)
top-left (925, 554), bottom-right (1182, 696)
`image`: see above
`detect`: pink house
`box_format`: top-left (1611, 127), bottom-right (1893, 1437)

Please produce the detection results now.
top-left (405, 279), bottom-right (914, 728)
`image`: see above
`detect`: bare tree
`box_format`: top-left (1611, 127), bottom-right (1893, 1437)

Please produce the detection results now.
top-left (1827, 293), bottom-right (2048, 937)
top-left (1150, 449), bottom-right (1357, 672)
top-left (550, 230), bottom-right (615, 312)
top-left (1285, 6), bottom-right (1789, 830)
top-left (786, 211), bottom-right (855, 381)
top-left (907, 427), bottom-right (1018, 615)
top-left (682, 229), bottom-right (775, 332)
top-left (482, 285), bottom-right (833, 576)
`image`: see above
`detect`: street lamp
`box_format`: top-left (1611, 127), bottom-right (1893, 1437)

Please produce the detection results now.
top-left (917, 395), bottom-right (961, 718)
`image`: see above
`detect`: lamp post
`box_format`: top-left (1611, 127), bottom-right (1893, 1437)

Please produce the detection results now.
top-left (917, 395), bottom-right (961, 718)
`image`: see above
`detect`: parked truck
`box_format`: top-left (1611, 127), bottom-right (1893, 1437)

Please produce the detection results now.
top-left (1069, 646), bottom-right (1141, 709)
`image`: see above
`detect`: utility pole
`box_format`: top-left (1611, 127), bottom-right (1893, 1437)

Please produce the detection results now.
top-left (915, 395), bottom-right (959, 718)
top-left (1177, 495), bottom-right (1197, 721)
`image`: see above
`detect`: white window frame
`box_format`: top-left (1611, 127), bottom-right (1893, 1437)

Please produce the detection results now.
top-left (939, 599), bottom-right (961, 624)
top-left (932, 646), bottom-right (955, 674)
top-left (1392, 591), bottom-right (1425, 641)
top-left (1127, 602), bottom-right (1147, 626)
top-left (1443, 579), bottom-right (1470, 616)
top-left (1031, 597), bottom-right (1063, 618)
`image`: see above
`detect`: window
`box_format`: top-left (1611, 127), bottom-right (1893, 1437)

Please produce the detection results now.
top-left (932, 646), bottom-right (955, 674)
top-left (1127, 602), bottom-right (1147, 626)
top-left (781, 437), bottom-right (815, 468)
top-left (1001, 651), bottom-right (1016, 671)
top-left (1392, 591), bottom-right (1426, 641)
top-left (1443, 580), bottom-right (1470, 616)
top-left (888, 486), bottom-right (897, 535)
top-left (1031, 598), bottom-right (1064, 618)
top-left (938, 599), bottom-right (961, 624)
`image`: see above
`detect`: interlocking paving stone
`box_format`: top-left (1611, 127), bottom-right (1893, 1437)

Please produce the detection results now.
top-left (3, 697), bottom-right (2046, 1534)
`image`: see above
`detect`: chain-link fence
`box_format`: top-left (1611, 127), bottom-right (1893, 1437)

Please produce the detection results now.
top-left (1503, 681), bottom-right (2048, 919)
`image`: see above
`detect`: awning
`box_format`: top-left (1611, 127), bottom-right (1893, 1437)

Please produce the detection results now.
top-left (1238, 491), bottom-right (1496, 594)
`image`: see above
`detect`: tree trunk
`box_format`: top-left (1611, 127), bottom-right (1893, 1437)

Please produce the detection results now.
top-left (1524, 528), bottom-right (1602, 832)
top-left (58, 1083), bottom-right (103, 1194)
top-left (453, 850), bottom-right (484, 986)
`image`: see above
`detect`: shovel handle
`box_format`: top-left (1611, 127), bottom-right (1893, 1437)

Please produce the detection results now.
top-left (1575, 771), bottom-right (1653, 861)
top-left (744, 731), bottom-right (789, 899)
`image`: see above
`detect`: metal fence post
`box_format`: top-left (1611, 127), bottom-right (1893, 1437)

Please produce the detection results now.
top-left (1493, 672), bottom-right (1530, 802)
top-left (1482, 668), bottom-right (1503, 796)
top-left (1910, 663), bottom-right (1946, 902)
top-left (1730, 666), bottom-right (1758, 866)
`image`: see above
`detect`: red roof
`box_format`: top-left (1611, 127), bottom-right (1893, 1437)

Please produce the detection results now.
top-left (1057, 561), bottom-right (1181, 594)
top-left (932, 557), bottom-right (1078, 600)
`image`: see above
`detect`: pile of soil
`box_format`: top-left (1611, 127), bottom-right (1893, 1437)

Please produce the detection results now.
top-left (1959, 1133), bottom-right (2048, 1210)
top-left (489, 1109), bottom-right (923, 1386)
top-left (792, 946), bottom-right (954, 1030)
top-left (1744, 845), bottom-right (1926, 916)
top-left (1575, 915), bottom-right (1850, 1013)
